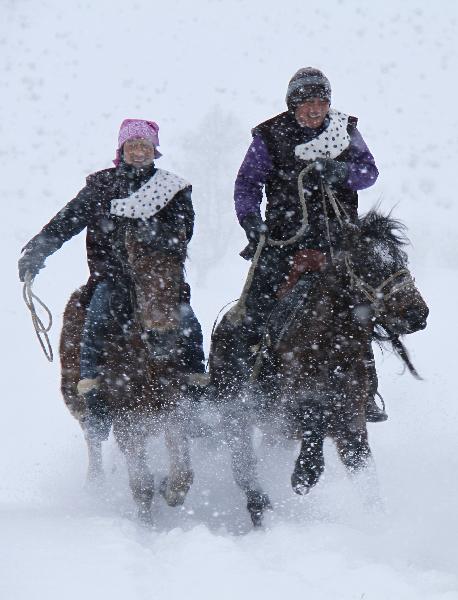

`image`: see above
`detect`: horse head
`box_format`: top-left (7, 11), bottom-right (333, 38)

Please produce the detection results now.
top-left (348, 211), bottom-right (429, 336)
top-left (122, 220), bottom-right (186, 361)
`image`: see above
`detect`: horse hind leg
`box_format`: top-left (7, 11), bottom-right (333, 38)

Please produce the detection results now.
top-left (222, 403), bottom-right (272, 528)
top-left (84, 432), bottom-right (104, 488)
top-left (160, 418), bottom-right (194, 507)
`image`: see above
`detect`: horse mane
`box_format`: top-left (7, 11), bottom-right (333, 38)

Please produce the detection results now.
top-left (357, 209), bottom-right (409, 268)
top-left (358, 211), bottom-right (422, 376)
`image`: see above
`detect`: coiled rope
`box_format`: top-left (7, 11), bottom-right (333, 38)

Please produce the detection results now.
top-left (227, 162), bottom-right (315, 325)
top-left (22, 274), bottom-right (53, 362)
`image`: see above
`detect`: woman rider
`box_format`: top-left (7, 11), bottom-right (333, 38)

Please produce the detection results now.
top-left (234, 67), bottom-right (386, 422)
top-left (18, 119), bottom-right (205, 439)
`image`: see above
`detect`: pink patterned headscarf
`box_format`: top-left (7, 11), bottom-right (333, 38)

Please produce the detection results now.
top-left (113, 118), bottom-right (162, 166)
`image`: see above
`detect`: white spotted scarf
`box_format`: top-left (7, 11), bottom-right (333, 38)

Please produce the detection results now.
top-left (294, 109), bottom-right (351, 161)
top-left (110, 169), bottom-right (190, 220)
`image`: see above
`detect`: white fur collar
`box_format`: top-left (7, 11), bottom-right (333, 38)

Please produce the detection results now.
top-left (294, 109), bottom-right (351, 161)
top-left (110, 168), bottom-right (190, 220)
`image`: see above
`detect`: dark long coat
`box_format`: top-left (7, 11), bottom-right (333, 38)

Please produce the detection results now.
top-left (21, 162), bottom-right (194, 296)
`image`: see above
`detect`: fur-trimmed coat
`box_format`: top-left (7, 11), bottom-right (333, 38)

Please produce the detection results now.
top-left (21, 163), bottom-right (194, 286)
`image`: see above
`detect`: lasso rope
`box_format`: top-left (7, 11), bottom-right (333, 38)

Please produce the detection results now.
top-left (227, 163), bottom-right (315, 325)
top-left (22, 274), bottom-right (54, 362)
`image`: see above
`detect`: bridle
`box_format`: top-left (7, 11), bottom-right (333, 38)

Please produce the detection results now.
top-left (319, 179), bottom-right (414, 315)
top-left (344, 259), bottom-right (414, 315)
top-left (320, 183), bottom-right (421, 378)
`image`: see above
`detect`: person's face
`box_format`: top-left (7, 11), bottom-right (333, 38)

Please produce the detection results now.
top-left (123, 138), bottom-right (155, 168)
top-left (294, 98), bottom-right (330, 129)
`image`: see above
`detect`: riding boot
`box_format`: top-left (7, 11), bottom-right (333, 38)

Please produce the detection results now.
top-left (146, 328), bottom-right (179, 361)
top-left (186, 372), bottom-right (211, 403)
top-left (77, 378), bottom-right (112, 441)
top-left (177, 304), bottom-right (209, 401)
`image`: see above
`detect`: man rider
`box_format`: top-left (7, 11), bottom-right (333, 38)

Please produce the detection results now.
top-left (234, 67), bottom-right (386, 422)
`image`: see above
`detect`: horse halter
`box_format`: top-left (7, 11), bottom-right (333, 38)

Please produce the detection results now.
top-left (317, 181), bottom-right (414, 314)
top-left (344, 257), bottom-right (414, 314)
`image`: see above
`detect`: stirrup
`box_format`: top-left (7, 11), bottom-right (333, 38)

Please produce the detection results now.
top-left (366, 392), bottom-right (388, 423)
top-left (145, 327), bottom-right (178, 361)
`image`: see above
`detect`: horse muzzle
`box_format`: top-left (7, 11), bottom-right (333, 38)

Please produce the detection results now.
top-left (387, 306), bottom-right (429, 335)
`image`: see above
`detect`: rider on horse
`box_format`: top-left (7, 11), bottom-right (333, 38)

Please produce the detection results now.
top-left (234, 67), bottom-right (386, 422)
top-left (18, 118), bottom-right (206, 438)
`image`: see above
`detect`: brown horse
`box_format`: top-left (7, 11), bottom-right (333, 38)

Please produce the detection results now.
top-left (60, 222), bottom-right (194, 522)
top-left (210, 211), bottom-right (429, 525)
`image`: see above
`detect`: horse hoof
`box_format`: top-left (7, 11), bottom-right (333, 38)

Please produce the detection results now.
top-left (291, 479), bottom-right (312, 496)
top-left (137, 507), bottom-right (153, 526)
top-left (84, 470), bottom-right (105, 493)
top-left (291, 469), bottom-right (316, 496)
top-left (291, 455), bottom-right (323, 495)
top-left (159, 473), bottom-right (194, 507)
top-left (246, 490), bottom-right (272, 528)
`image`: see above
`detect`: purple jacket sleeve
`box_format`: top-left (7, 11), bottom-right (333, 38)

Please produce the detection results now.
top-left (234, 136), bottom-right (273, 224)
top-left (234, 127), bottom-right (378, 224)
top-left (345, 128), bottom-right (379, 191)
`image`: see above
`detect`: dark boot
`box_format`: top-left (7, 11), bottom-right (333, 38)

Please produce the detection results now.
top-left (177, 305), bottom-right (209, 402)
top-left (78, 379), bottom-right (112, 441)
top-left (246, 489), bottom-right (272, 527)
top-left (146, 328), bottom-right (179, 361)
top-left (186, 372), bottom-right (210, 401)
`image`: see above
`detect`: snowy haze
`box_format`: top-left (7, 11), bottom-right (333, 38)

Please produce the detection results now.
top-left (1, 1), bottom-right (458, 599)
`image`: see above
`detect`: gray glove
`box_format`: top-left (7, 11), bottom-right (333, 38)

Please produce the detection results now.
top-left (313, 158), bottom-right (348, 186)
top-left (240, 214), bottom-right (268, 261)
top-left (241, 213), bottom-right (268, 245)
top-left (18, 251), bottom-right (45, 282)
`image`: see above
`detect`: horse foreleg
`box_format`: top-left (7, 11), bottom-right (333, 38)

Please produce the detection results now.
top-left (115, 421), bottom-right (154, 523)
top-left (222, 403), bottom-right (271, 527)
top-left (161, 418), bottom-right (194, 507)
top-left (292, 404), bottom-right (326, 495)
top-left (335, 416), bottom-right (371, 472)
top-left (335, 418), bottom-right (382, 510)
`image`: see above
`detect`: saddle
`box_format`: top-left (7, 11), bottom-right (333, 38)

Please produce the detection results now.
top-left (277, 249), bottom-right (326, 299)
top-left (250, 250), bottom-right (326, 389)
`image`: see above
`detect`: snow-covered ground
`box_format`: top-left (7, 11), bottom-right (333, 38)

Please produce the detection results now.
top-left (1, 1), bottom-right (457, 598)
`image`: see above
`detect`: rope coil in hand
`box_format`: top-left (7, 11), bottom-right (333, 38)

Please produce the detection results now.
top-left (227, 163), bottom-right (316, 325)
top-left (22, 274), bottom-right (54, 362)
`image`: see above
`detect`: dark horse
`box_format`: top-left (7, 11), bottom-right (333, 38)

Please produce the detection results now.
top-left (209, 211), bottom-right (429, 525)
top-left (60, 222), bottom-right (194, 521)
